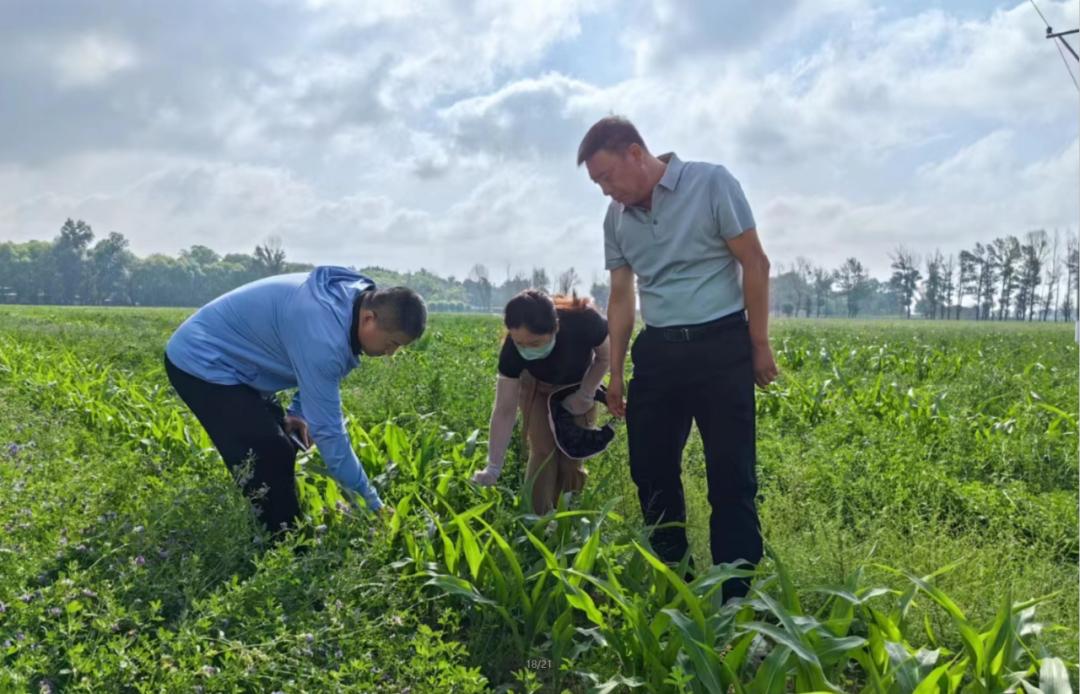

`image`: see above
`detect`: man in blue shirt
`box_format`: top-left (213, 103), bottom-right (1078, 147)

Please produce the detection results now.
top-left (164, 266), bottom-right (426, 533)
top-left (578, 116), bottom-right (778, 601)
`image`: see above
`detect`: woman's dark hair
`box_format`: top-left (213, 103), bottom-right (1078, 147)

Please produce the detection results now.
top-left (504, 289), bottom-right (592, 335)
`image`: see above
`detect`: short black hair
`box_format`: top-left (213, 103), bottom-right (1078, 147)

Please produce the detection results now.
top-left (370, 286), bottom-right (427, 340)
top-left (577, 115), bottom-right (648, 166)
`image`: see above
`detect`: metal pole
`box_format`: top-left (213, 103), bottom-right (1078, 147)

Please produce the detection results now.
top-left (1046, 27), bottom-right (1079, 61)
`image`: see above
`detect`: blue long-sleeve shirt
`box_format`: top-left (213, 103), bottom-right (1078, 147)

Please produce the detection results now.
top-left (165, 266), bottom-right (382, 510)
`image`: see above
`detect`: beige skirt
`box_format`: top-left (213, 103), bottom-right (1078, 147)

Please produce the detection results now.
top-left (518, 371), bottom-right (597, 514)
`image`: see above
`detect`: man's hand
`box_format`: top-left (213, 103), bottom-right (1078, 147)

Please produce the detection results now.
top-left (606, 266), bottom-right (634, 420)
top-left (283, 415), bottom-right (312, 448)
top-left (606, 374), bottom-right (626, 418)
top-left (752, 342), bottom-right (779, 388)
top-left (727, 229), bottom-right (776, 389)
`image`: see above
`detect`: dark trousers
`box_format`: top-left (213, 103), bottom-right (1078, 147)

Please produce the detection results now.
top-left (164, 355), bottom-right (300, 533)
top-left (626, 315), bottom-right (762, 601)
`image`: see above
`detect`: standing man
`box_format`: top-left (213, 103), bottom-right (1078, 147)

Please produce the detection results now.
top-left (165, 266), bottom-right (426, 533)
top-left (578, 116), bottom-right (777, 601)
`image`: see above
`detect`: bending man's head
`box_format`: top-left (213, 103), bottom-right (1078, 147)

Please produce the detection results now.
top-left (358, 286), bottom-right (427, 356)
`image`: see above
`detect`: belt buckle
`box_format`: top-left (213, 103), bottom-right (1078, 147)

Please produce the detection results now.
top-left (681, 327), bottom-right (691, 341)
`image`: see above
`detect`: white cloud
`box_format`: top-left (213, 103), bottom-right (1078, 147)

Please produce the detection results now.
top-left (52, 33), bottom-right (137, 88)
top-left (919, 130), bottom-right (1018, 189)
top-left (349, 0), bottom-right (607, 111)
top-left (758, 134), bottom-right (1079, 276)
top-left (440, 73), bottom-right (598, 158)
top-left (0, 1), bottom-right (1075, 284)
top-left (623, 0), bottom-right (868, 73)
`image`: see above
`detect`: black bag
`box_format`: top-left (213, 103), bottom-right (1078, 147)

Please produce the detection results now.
top-left (547, 383), bottom-right (618, 460)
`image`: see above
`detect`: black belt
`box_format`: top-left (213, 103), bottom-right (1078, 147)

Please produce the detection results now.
top-left (646, 311), bottom-right (746, 342)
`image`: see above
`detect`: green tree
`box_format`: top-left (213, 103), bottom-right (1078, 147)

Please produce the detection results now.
top-left (888, 246), bottom-right (921, 319)
top-left (530, 267), bottom-right (550, 293)
top-left (920, 250), bottom-right (943, 319)
top-left (1062, 234), bottom-right (1078, 321)
top-left (811, 266), bottom-right (833, 317)
top-left (130, 254), bottom-right (194, 306)
top-left (465, 264), bottom-right (493, 312)
top-left (990, 236), bottom-right (1021, 320)
top-left (590, 278), bottom-right (610, 311)
top-left (52, 218), bottom-right (95, 304)
top-left (254, 237), bottom-right (287, 276)
top-left (557, 267), bottom-right (580, 295)
top-left (1015, 230), bottom-right (1048, 321)
top-left (835, 257), bottom-right (869, 318)
top-left (181, 245), bottom-right (221, 268)
top-left (88, 232), bottom-right (134, 305)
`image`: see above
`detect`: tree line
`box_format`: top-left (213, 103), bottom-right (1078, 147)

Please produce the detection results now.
top-left (2, 219), bottom-right (1077, 321)
top-left (0, 220), bottom-right (310, 308)
top-left (771, 230), bottom-right (1079, 321)
top-left (0, 219), bottom-right (606, 312)
top-left (0, 220), bottom-right (604, 313)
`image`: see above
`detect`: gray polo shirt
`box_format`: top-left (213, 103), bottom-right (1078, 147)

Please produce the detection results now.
top-left (604, 153), bottom-right (756, 328)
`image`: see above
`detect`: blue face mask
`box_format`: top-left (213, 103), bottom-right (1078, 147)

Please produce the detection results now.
top-left (516, 335), bottom-right (556, 361)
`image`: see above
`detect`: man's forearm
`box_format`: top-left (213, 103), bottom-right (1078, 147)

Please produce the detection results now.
top-left (579, 339), bottom-right (610, 394)
top-left (608, 292), bottom-right (634, 378)
top-left (742, 258), bottom-right (771, 346)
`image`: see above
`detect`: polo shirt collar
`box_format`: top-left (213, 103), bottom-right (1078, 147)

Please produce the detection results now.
top-left (657, 152), bottom-right (685, 191)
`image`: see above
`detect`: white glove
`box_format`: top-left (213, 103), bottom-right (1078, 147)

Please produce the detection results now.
top-left (471, 464), bottom-right (502, 486)
top-left (562, 388), bottom-right (596, 416)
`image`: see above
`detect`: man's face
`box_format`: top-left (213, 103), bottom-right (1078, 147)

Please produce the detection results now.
top-left (358, 311), bottom-right (412, 357)
top-left (585, 146), bottom-right (649, 206)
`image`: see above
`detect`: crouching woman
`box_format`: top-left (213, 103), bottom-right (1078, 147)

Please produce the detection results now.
top-left (472, 290), bottom-right (609, 514)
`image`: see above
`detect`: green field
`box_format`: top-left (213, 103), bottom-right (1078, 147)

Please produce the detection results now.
top-left (0, 307), bottom-right (1076, 692)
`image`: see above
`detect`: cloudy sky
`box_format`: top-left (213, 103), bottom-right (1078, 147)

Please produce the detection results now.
top-left (1, 0), bottom-right (1076, 281)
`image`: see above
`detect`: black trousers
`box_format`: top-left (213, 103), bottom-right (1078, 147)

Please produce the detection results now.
top-left (626, 315), bottom-right (762, 600)
top-left (164, 355), bottom-right (300, 533)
